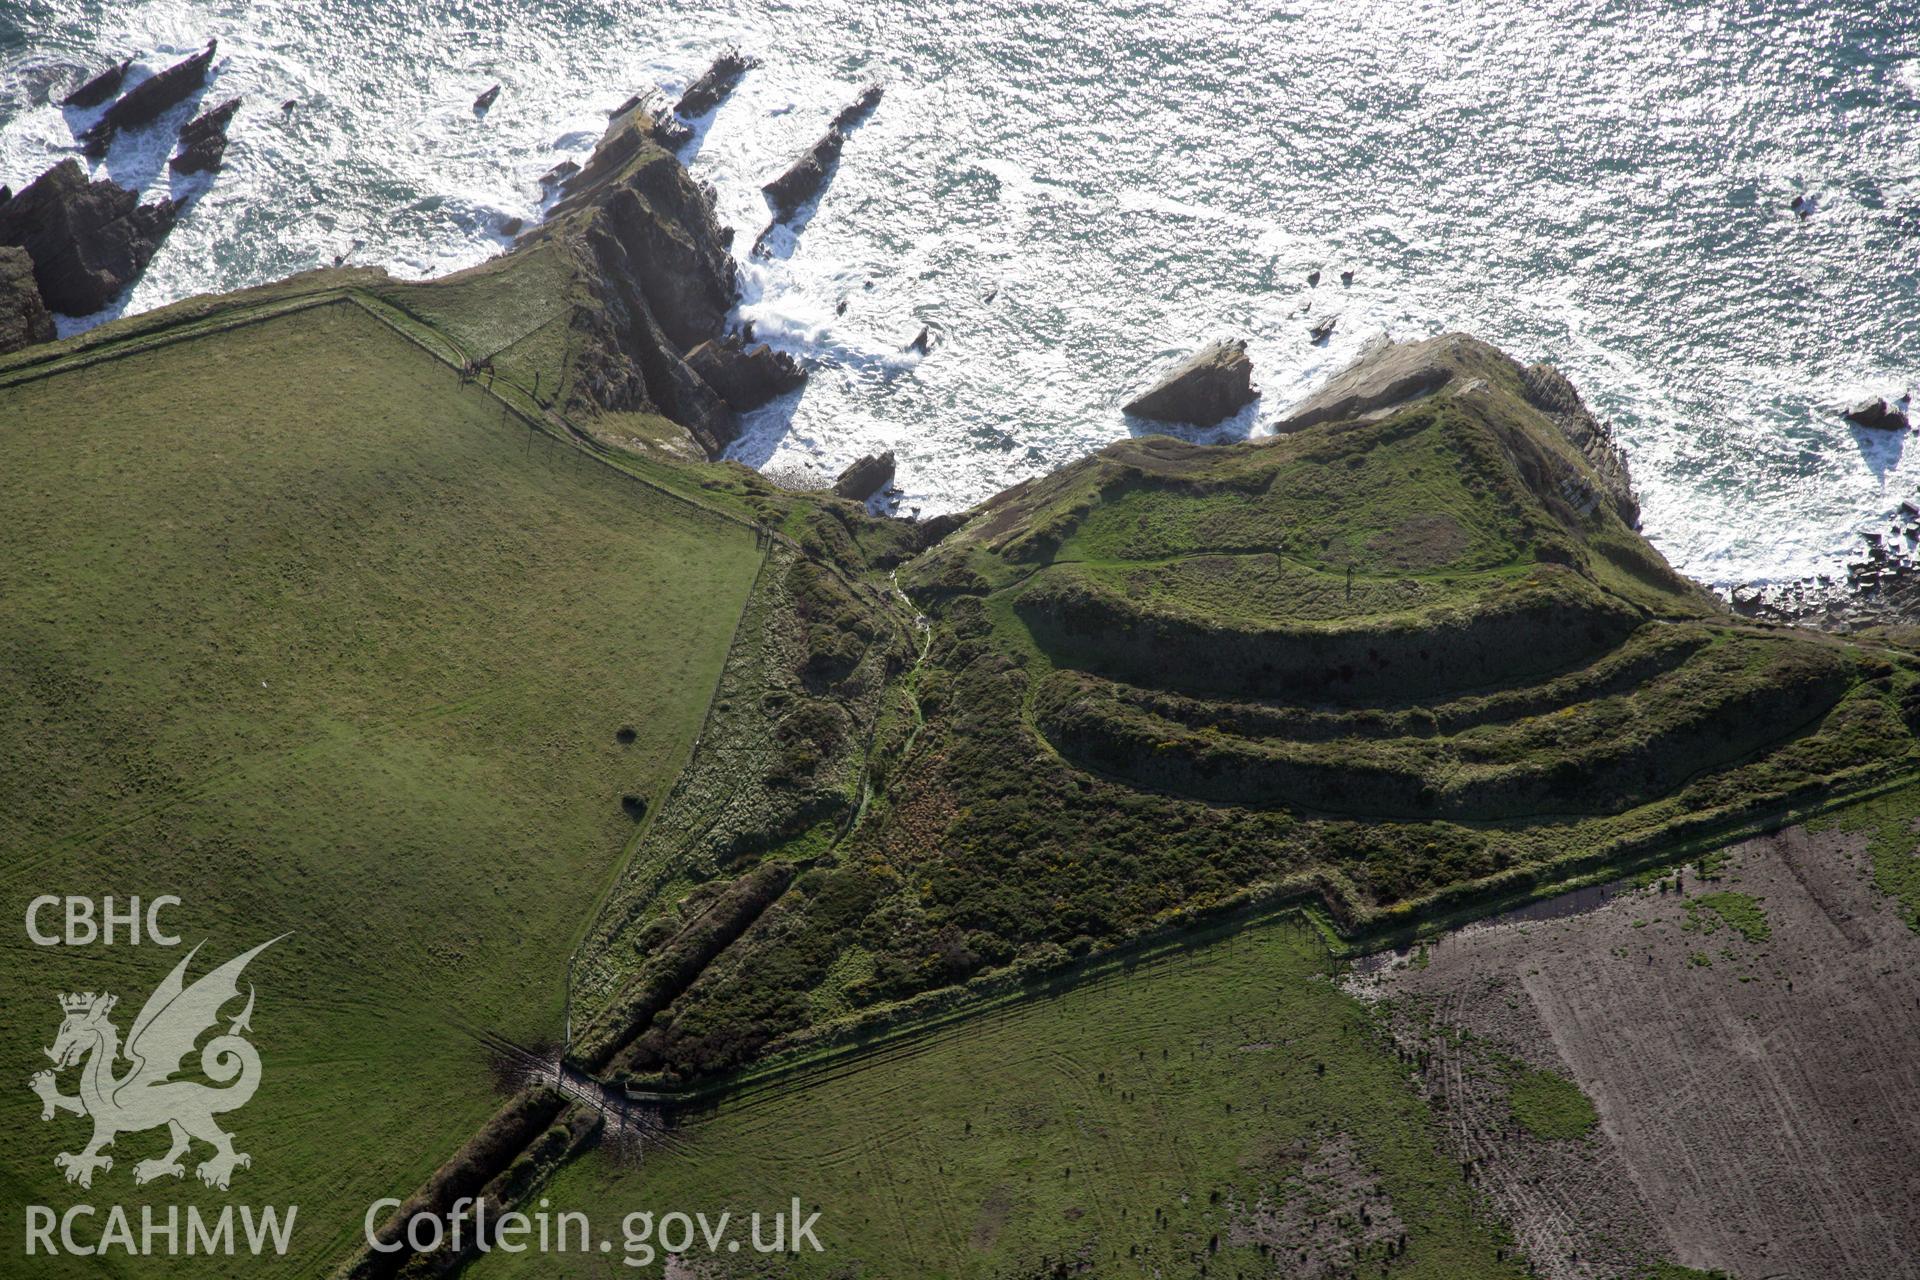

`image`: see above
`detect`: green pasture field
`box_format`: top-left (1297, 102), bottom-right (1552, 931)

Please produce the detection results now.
top-left (0, 300), bottom-right (761, 1276)
top-left (473, 917), bottom-right (1525, 1279)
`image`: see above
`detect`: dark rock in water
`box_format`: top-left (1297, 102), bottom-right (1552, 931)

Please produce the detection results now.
top-left (539, 159), bottom-right (580, 190)
top-left (61, 57), bottom-right (134, 109)
top-left (0, 246), bottom-right (56, 354)
top-left (1844, 397), bottom-right (1909, 432)
top-left (474, 84), bottom-right (501, 112)
top-left (0, 170), bottom-right (177, 317)
top-left (905, 326), bottom-right (932, 355)
top-left (498, 215), bottom-right (524, 237)
top-left (763, 129), bottom-right (846, 223)
top-left (761, 85), bottom-right (884, 224)
top-left (280, 97), bottom-right (298, 114)
top-left (834, 450), bottom-right (896, 501)
top-left (685, 334), bottom-right (806, 411)
top-left (675, 49), bottom-right (757, 119)
top-left (648, 110), bottom-right (692, 152)
top-left (0, 186), bottom-right (10, 206)
top-left (1124, 339), bottom-right (1257, 427)
top-left (1340, 269), bottom-right (1353, 286)
top-left (830, 84), bottom-right (884, 131)
top-left (0, 159), bottom-right (180, 315)
top-left (79, 41), bottom-right (217, 159)
top-left (1308, 316), bottom-right (1337, 344)
top-left (169, 96), bottom-right (240, 175)
top-left (1306, 269), bottom-right (1320, 287)
top-left (1790, 193), bottom-right (1813, 218)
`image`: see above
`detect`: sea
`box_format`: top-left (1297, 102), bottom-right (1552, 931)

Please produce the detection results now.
top-left (2, 0), bottom-right (1915, 587)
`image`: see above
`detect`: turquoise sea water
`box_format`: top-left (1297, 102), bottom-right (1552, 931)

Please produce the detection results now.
top-left (2, 1), bottom-right (1915, 584)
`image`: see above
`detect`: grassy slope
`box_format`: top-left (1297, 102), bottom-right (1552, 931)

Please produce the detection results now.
top-left (573, 377), bottom-right (1919, 1088)
top-left (1808, 778), bottom-right (1920, 929)
top-left (0, 301), bottom-right (760, 1276)
top-left (473, 918), bottom-right (1524, 1279)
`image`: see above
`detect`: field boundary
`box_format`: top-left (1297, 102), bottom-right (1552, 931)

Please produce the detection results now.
top-left (607, 759), bottom-right (1920, 1115)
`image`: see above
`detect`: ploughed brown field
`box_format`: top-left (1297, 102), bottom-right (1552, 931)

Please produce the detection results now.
top-left (1356, 822), bottom-right (1920, 1280)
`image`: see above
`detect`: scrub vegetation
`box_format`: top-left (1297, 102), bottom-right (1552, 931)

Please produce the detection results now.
top-left (612, 347), bottom-right (1920, 1088)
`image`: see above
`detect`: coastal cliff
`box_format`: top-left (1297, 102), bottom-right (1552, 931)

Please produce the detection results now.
top-left (507, 99), bottom-right (800, 457)
top-left (7, 65), bottom-right (1915, 1095)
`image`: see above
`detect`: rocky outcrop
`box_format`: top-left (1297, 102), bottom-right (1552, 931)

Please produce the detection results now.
top-left (60, 57), bottom-right (133, 109)
top-left (169, 96), bottom-right (240, 175)
top-left (1273, 333), bottom-right (1461, 433)
top-left (1275, 333), bottom-right (1641, 528)
top-left (675, 50), bottom-right (757, 119)
top-left (474, 84), bottom-right (501, 112)
top-left (538, 159), bottom-right (580, 191)
top-left (762, 130), bottom-right (844, 224)
top-left (0, 160), bottom-right (179, 315)
top-left (914, 510), bottom-right (969, 546)
top-left (79, 41), bottom-right (216, 159)
top-left (648, 109), bottom-right (692, 152)
top-left (520, 100), bottom-right (744, 454)
top-left (834, 451), bottom-right (896, 501)
top-left (685, 335), bottom-right (805, 411)
top-left (1844, 397), bottom-right (1909, 432)
top-left (1123, 339), bottom-right (1257, 427)
top-left (0, 246), bottom-right (55, 353)
top-left (761, 85), bottom-right (884, 224)
top-left (1519, 361), bottom-right (1640, 526)
top-left (610, 90), bottom-right (697, 150)
top-left (830, 86), bottom-right (885, 132)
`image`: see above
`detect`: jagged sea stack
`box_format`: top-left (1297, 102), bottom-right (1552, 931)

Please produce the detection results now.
top-left (60, 57), bottom-right (134, 109)
top-left (1844, 397), bottom-right (1909, 432)
top-left (761, 85), bottom-right (885, 224)
top-left (1123, 338), bottom-right (1258, 427)
top-left (0, 160), bottom-right (179, 315)
top-left (79, 41), bottom-right (217, 158)
top-left (170, 97), bottom-right (241, 175)
top-left (675, 50), bottom-right (758, 119)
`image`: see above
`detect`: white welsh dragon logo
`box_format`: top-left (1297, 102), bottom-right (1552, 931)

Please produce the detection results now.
top-left (28, 937), bottom-right (283, 1191)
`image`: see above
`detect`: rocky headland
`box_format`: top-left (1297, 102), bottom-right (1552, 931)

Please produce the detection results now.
top-left (513, 97), bottom-right (778, 454)
top-left (0, 160), bottom-right (181, 322)
top-left (0, 42), bottom-right (238, 347)
top-left (14, 58), bottom-right (1920, 1280)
